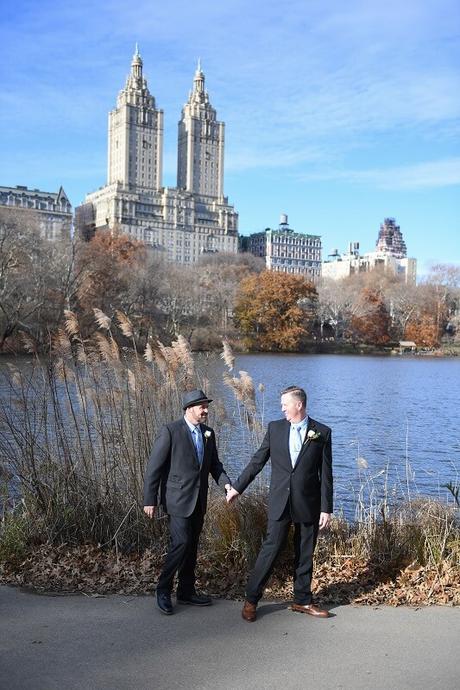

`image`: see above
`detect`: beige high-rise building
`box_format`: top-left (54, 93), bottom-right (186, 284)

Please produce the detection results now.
top-left (78, 49), bottom-right (238, 262)
top-left (108, 46), bottom-right (164, 191)
top-left (177, 61), bottom-right (224, 198)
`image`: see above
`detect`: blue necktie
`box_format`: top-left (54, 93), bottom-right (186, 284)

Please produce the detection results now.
top-left (290, 424), bottom-right (303, 467)
top-left (193, 427), bottom-right (204, 465)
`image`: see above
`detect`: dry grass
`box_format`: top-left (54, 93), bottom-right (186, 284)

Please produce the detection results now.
top-left (0, 311), bottom-right (213, 553)
top-left (0, 317), bottom-right (459, 605)
top-left (222, 340), bottom-right (265, 443)
top-left (1, 493), bottom-right (458, 605)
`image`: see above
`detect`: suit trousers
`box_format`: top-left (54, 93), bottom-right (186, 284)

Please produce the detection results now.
top-left (245, 503), bottom-right (319, 605)
top-left (157, 500), bottom-right (204, 596)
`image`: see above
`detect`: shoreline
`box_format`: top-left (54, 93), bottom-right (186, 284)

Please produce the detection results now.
top-left (1, 345), bottom-right (459, 359)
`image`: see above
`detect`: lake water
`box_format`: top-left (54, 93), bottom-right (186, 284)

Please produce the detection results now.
top-left (207, 354), bottom-right (460, 517)
top-left (1, 353), bottom-right (459, 519)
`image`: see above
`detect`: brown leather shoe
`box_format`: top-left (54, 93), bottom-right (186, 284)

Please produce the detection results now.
top-left (291, 603), bottom-right (329, 618)
top-left (241, 600), bottom-right (257, 622)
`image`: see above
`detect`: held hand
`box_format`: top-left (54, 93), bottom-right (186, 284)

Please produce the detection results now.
top-left (226, 487), bottom-right (240, 504)
top-left (319, 512), bottom-right (332, 530)
top-left (144, 505), bottom-right (156, 519)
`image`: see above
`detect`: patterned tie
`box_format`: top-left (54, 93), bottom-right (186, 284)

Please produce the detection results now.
top-left (193, 426), bottom-right (204, 465)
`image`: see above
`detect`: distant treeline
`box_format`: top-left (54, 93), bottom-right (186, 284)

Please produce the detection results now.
top-left (1, 208), bottom-right (459, 353)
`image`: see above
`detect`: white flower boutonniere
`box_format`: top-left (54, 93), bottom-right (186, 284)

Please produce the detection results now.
top-left (307, 429), bottom-right (321, 441)
top-left (204, 430), bottom-right (212, 440)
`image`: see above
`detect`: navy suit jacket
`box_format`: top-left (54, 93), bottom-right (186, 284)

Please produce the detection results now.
top-left (144, 418), bottom-right (230, 517)
top-left (233, 417), bottom-right (333, 523)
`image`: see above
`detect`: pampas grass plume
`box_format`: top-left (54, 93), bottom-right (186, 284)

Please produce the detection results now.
top-left (93, 308), bottom-right (112, 331)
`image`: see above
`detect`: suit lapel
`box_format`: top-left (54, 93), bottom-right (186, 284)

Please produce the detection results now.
top-left (292, 417), bottom-right (314, 469)
top-left (199, 424), bottom-right (210, 467)
top-left (283, 420), bottom-right (292, 469)
top-left (181, 418), bottom-right (200, 466)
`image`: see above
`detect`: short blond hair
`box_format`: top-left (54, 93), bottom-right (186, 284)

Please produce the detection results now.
top-left (281, 386), bottom-right (307, 406)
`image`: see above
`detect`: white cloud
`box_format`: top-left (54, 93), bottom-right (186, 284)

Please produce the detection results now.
top-left (1, 0), bottom-right (459, 237)
top-left (299, 158), bottom-right (460, 190)
top-left (2, 1), bottom-right (459, 153)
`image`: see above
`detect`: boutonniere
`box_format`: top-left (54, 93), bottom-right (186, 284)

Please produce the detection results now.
top-left (307, 429), bottom-right (321, 441)
top-left (204, 430), bottom-right (212, 440)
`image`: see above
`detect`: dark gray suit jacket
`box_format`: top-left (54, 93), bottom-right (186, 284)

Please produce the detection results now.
top-left (144, 418), bottom-right (230, 518)
top-left (233, 417), bottom-right (333, 523)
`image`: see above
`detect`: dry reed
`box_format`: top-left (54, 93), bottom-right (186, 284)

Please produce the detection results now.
top-left (0, 323), bottom-right (458, 604)
top-left (93, 308), bottom-right (112, 331)
top-left (0, 310), bottom-right (214, 552)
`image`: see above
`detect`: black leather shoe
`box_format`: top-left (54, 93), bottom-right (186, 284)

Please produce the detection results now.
top-left (156, 591), bottom-right (173, 615)
top-left (177, 593), bottom-right (212, 606)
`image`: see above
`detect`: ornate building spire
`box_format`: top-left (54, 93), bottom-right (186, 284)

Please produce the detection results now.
top-left (177, 64), bottom-right (224, 198)
top-left (192, 59), bottom-right (207, 102)
top-left (130, 43), bottom-right (143, 83)
top-left (121, 44), bottom-right (150, 100)
top-left (108, 49), bottom-right (164, 191)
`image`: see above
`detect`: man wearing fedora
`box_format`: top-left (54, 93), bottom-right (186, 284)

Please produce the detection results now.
top-left (226, 385), bottom-right (333, 621)
top-left (144, 389), bottom-right (232, 615)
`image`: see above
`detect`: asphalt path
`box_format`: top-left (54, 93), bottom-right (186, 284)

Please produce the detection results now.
top-left (1, 586), bottom-right (458, 690)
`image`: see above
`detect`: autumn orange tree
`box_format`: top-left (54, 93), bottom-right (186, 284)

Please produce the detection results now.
top-left (75, 229), bottom-right (158, 338)
top-left (404, 313), bottom-right (440, 347)
top-left (348, 288), bottom-right (392, 345)
top-left (403, 283), bottom-right (449, 347)
top-left (234, 270), bottom-right (317, 351)
top-left (77, 228), bottom-right (146, 301)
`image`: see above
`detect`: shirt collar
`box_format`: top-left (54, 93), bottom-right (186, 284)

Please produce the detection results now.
top-left (291, 416), bottom-right (308, 430)
top-left (184, 416), bottom-right (200, 433)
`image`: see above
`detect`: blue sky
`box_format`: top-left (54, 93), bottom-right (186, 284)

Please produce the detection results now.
top-left (1, 0), bottom-right (459, 273)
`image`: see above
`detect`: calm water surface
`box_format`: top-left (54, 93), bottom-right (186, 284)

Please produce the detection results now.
top-left (1, 354), bottom-right (459, 518)
top-left (208, 354), bottom-right (460, 516)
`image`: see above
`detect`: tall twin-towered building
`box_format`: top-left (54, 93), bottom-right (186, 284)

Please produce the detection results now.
top-left (77, 48), bottom-right (238, 262)
top-left (177, 59), bottom-right (225, 199)
top-left (107, 47), bottom-right (164, 194)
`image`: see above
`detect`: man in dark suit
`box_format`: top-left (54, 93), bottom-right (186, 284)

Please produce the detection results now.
top-left (226, 385), bottom-right (333, 621)
top-left (144, 389), bottom-right (231, 615)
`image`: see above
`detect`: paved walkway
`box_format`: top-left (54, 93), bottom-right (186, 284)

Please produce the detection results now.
top-left (1, 586), bottom-right (458, 690)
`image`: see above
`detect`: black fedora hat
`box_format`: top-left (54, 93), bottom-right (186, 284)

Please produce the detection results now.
top-left (182, 389), bottom-right (213, 410)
